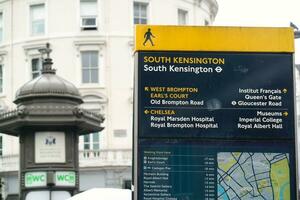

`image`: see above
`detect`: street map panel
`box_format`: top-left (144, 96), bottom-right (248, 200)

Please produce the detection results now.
top-left (218, 152), bottom-right (290, 200)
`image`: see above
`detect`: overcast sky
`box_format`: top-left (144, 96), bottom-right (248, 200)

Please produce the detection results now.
top-left (214, 0), bottom-right (300, 63)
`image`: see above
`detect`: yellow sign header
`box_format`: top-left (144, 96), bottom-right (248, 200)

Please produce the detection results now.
top-left (135, 25), bottom-right (294, 52)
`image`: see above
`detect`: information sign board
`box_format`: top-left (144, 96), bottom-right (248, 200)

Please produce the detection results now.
top-left (138, 52), bottom-right (294, 139)
top-left (134, 25), bottom-right (297, 200)
top-left (35, 131), bottom-right (66, 163)
top-left (139, 140), bottom-right (296, 200)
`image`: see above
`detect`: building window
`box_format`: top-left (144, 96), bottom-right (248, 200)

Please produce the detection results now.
top-left (83, 134), bottom-right (90, 149)
top-left (0, 13), bottom-right (3, 43)
top-left (80, 94), bottom-right (107, 151)
top-left (30, 4), bottom-right (45, 36)
top-left (0, 135), bottom-right (2, 156)
top-left (123, 180), bottom-right (132, 189)
top-left (32, 58), bottom-right (42, 79)
top-left (81, 51), bottom-right (99, 83)
top-left (83, 132), bottom-right (100, 150)
top-left (0, 65), bottom-right (2, 93)
top-left (80, 0), bottom-right (98, 30)
top-left (178, 9), bottom-right (188, 25)
top-left (134, 2), bottom-right (148, 24)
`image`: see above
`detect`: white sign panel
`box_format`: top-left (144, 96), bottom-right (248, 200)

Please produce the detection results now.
top-left (25, 172), bottom-right (47, 188)
top-left (26, 191), bottom-right (49, 200)
top-left (35, 132), bottom-right (66, 163)
top-left (52, 191), bottom-right (71, 200)
top-left (26, 191), bottom-right (71, 200)
top-left (55, 171), bottom-right (76, 187)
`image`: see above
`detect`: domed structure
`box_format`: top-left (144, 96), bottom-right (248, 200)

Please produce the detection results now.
top-left (0, 45), bottom-right (105, 199)
top-left (15, 45), bottom-right (83, 105)
top-left (14, 60), bottom-right (83, 104)
top-left (0, 45), bottom-right (104, 136)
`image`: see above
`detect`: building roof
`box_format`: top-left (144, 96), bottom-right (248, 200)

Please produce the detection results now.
top-left (0, 50), bottom-right (104, 136)
top-left (14, 58), bottom-right (83, 104)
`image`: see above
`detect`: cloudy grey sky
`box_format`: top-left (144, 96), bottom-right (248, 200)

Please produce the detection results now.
top-left (214, 0), bottom-right (300, 63)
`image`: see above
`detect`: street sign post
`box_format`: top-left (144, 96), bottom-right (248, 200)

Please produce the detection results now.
top-left (133, 26), bottom-right (297, 200)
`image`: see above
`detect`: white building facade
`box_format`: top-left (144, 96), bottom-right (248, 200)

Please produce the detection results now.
top-left (296, 64), bottom-right (300, 171)
top-left (0, 0), bottom-right (218, 198)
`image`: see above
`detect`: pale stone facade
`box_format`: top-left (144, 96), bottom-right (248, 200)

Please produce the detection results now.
top-left (0, 0), bottom-right (218, 198)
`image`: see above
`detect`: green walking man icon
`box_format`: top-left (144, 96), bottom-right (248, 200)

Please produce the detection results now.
top-left (143, 28), bottom-right (155, 46)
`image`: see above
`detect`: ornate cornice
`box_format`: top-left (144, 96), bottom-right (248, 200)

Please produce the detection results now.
top-left (0, 105), bottom-right (104, 136)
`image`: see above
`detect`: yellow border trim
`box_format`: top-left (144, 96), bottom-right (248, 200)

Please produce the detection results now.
top-left (135, 25), bottom-right (294, 52)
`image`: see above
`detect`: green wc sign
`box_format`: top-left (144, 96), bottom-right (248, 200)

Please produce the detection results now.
top-left (55, 171), bottom-right (76, 187)
top-left (25, 172), bottom-right (47, 188)
top-left (25, 171), bottom-right (76, 188)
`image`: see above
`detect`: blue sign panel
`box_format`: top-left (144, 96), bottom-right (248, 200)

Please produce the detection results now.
top-left (138, 140), bottom-right (296, 200)
top-left (137, 52), bottom-right (295, 139)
